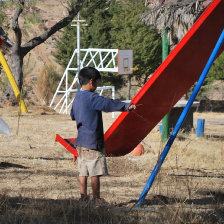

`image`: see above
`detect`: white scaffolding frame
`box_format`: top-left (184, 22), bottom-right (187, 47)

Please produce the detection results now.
top-left (49, 48), bottom-right (118, 115)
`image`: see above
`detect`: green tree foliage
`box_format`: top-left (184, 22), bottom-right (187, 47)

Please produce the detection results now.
top-left (81, 0), bottom-right (112, 49)
top-left (109, 0), bottom-right (161, 86)
top-left (207, 51), bottom-right (224, 82)
top-left (55, 0), bottom-right (113, 68)
top-left (195, 51), bottom-right (224, 99)
top-left (186, 51), bottom-right (224, 100)
top-left (81, 0), bottom-right (126, 88)
top-left (54, 25), bottom-right (76, 69)
top-left (55, 0), bottom-right (162, 90)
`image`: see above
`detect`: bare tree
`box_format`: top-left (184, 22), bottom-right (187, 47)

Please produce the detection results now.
top-left (1, 0), bottom-right (84, 101)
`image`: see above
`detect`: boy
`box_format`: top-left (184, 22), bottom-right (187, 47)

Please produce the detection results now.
top-left (70, 67), bottom-right (136, 203)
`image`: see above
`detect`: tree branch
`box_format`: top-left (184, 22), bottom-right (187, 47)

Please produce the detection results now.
top-left (21, 0), bottom-right (84, 57)
top-left (12, 0), bottom-right (24, 50)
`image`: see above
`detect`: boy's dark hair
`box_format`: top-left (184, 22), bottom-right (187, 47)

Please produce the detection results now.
top-left (78, 67), bottom-right (101, 86)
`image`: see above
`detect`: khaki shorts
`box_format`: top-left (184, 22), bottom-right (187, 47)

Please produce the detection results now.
top-left (76, 146), bottom-right (108, 177)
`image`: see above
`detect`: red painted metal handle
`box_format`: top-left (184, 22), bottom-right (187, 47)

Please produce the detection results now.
top-left (55, 134), bottom-right (79, 158)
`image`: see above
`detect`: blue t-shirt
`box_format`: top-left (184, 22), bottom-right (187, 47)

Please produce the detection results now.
top-left (70, 90), bottom-right (131, 150)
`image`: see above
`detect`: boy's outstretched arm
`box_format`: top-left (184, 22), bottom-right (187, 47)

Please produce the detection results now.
top-left (91, 93), bottom-right (136, 112)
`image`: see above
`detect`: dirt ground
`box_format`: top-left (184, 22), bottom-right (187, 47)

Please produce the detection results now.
top-left (0, 105), bottom-right (224, 223)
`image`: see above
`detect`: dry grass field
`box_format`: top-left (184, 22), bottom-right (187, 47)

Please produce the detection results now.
top-left (0, 105), bottom-right (224, 223)
top-left (1, 0), bottom-right (223, 223)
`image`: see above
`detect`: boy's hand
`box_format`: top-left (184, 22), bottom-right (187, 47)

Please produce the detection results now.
top-left (128, 104), bottom-right (136, 111)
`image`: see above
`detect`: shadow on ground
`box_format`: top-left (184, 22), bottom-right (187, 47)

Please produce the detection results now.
top-left (119, 191), bottom-right (224, 206)
top-left (1, 193), bottom-right (224, 223)
top-left (0, 194), bottom-right (153, 224)
top-left (0, 162), bottom-right (28, 169)
top-left (118, 192), bottom-right (224, 223)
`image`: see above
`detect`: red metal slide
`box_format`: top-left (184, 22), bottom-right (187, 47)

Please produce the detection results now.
top-left (56, 0), bottom-right (224, 158)
top-left (104, 0), bottom-right (224, 156)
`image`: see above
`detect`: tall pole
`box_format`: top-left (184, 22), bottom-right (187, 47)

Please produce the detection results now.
top-left (77, 12), bottom-right (80, 74)
top-left (72, 13), bottom-right (86, 91)
top-left (76, 12), bottom-right (81, 91)
top-left (162, 28), bottom-right (169, 143)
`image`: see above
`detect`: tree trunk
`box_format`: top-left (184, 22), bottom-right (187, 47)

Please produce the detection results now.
top-left (3, 49), bottom-right (24, 102)
top-left (0, 0), bottom-right (84, 103)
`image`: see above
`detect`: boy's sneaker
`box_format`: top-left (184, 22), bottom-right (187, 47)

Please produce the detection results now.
top-left (92, 198), bottom-right (110, 207)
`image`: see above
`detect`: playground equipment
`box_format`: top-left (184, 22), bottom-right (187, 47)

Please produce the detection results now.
top-left (55, 134), bottom-right (78, 162)
top-left (56, 0), bottom-right (224, 159)
top-left (133, 28), bottom-right (224, 208)
top-left (104, 0), bottom-right (224, 156)
top-left (0, 37), bottom-right (27, 114)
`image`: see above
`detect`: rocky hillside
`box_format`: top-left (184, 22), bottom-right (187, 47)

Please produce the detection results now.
top-left (22, 0), bottom-right (70, 75)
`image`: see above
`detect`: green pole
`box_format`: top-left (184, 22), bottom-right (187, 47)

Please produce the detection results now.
top-left (162, 28), bottom-right (169, 143)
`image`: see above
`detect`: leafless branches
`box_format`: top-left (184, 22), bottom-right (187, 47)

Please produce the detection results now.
top-left (11, 0), bottom-right (84, 57)
top-left (12, 0), bottom-right (25, 49)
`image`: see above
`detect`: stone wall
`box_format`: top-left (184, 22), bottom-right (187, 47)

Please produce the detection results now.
top-left (197, 100), bottom-right (224, 112)
top-left (168, 107), bottom-right (195, 132)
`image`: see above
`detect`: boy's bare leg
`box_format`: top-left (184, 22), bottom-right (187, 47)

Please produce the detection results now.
top-left (79, 176), bottom-right (87, 197)
top-left (91, 176), bottom-right (100, 199)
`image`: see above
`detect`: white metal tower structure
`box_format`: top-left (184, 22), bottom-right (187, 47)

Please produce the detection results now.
top-left (50, 12), bottom-right (119, 114)
top-left (49, 48), bottom-right (118, 114)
